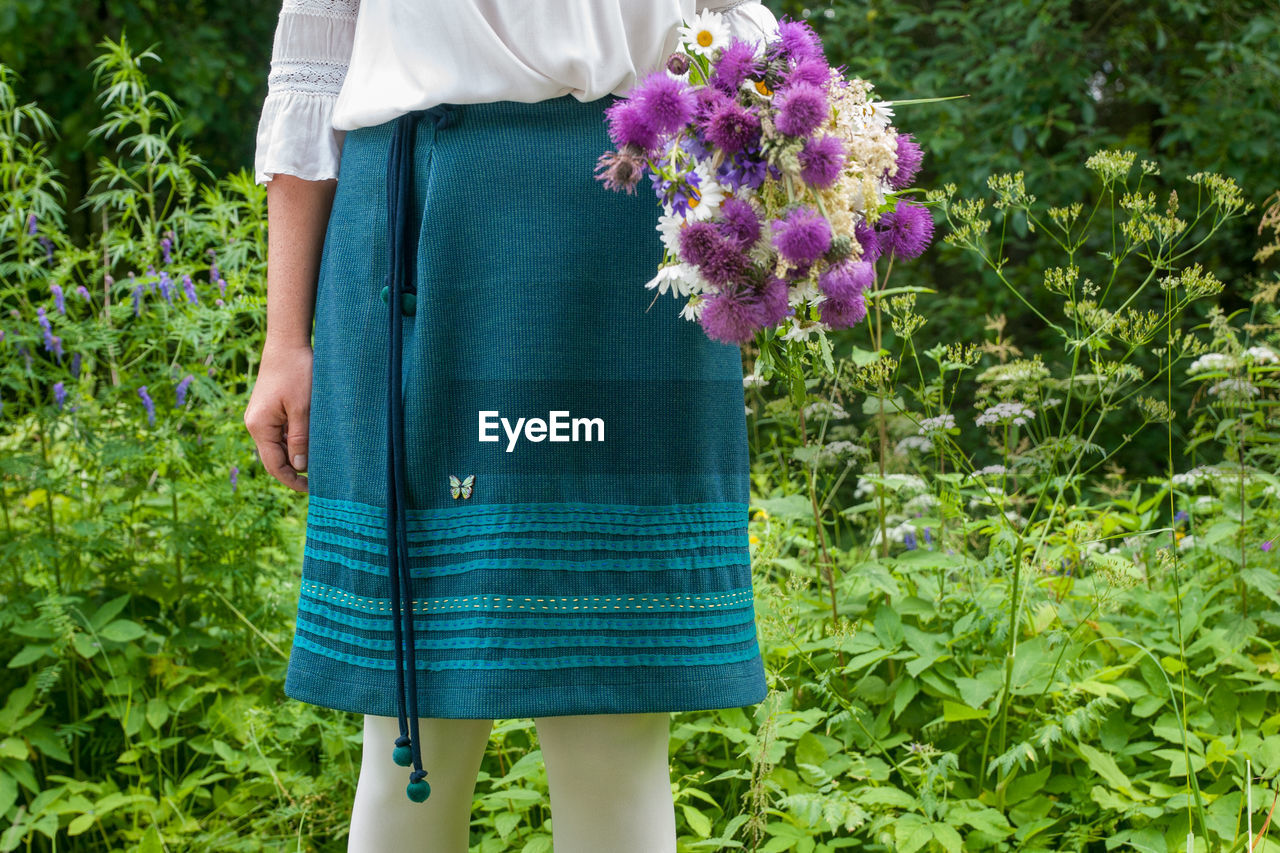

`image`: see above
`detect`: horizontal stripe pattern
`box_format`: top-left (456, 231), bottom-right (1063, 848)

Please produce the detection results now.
top-left (291, 496), bottom-right (765, 703)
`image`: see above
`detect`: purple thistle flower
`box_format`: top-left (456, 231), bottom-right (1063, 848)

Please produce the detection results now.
top-left (230, 464), bottom-right (239, 493)
top-left (699, 238), bottom-right (751, 288)
top-left (773, 82), bottom-right (827, 138)
top-left (711, 39), bottom-right (760, 95)
top-left (26, 213), bottom-right (37, 235)
top-left (876, 200), bottom-right (935, 260)
top-left (700, 287), bottom-right (762, 345)
top-left (594, 145), bottom-right (649, 194)
top-left (798, 134), bottom-right (845, 189)
top-left (820, 287), bottom-right (868, 329)
top-left (717, 197), bottom-right (762, 248)
top-left (855, 219), bottom-right (883, 263)
top-left (182, 274), bottom-right (199, 304)
top-left (679, 220), bottom-right (720, 267)
top-left (783, 55), bottom-right (832, 89)
top-left (704, 100), bottom-right (761, 155)
top-left (138, 385), bottom-right (156, 426)
top-left (160, 236), bottom-right (172, 265)
top-left (757, 274), bottom-right (792, 327)
top-left (76, 285), bottom-right (91, 302)
top-left (604, 96), bottom-right (663, 153)
top-left (818, 259), bottom-right (874, 303)
top-left (903, 529), bottom-right (918, 550)
top-left (772, 19), bottom-right (825, 64)
top-left (51, 283), bottom-right (66, 314)
top-left (53, 381), bottom-right (66, 409)
top-left (888, 133), bottom-right (924, 190)
top-left (632, 70), bottom-right (695, 135)
top-left (772, 206), bottom-right (831, 265)
top-left (175, 373), bottom-right (194, 407)
top-left (71, 351), bottom-right (81, 379)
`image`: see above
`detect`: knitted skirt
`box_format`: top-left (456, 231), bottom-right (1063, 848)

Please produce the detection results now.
top-left (290, 92), bottom-right (769, 722)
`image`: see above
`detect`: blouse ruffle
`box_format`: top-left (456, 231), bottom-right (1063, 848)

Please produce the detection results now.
top-left (253, 0), bottom-right (779, 185)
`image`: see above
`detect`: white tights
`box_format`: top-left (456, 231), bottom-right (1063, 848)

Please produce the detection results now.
top-left (348, 712), bottom-right (677, 852)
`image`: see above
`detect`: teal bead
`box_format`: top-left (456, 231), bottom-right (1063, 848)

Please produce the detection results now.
top-left (392, 745), bottom-right (413, 766)
top-left (406, 779), bottom-right (431, 803)
top-left (380, 284), bottom-right (390, 304)
top-left (401, 291), bottom-right (416, 316)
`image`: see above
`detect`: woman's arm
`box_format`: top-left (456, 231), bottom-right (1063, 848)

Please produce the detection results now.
top-left (245, 0), bottom-right (359, 494)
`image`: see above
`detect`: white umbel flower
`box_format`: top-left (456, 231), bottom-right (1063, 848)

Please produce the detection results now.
top-left (679, 9), bottom-right (731, 59)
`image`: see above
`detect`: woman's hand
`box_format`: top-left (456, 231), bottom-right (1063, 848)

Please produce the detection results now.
top-left (245, 173), bottom-right (335, 494)
top-left (244, 341), bottom-right (314, 493)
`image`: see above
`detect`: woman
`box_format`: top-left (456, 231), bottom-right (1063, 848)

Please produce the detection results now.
top-left (242, 1), bottom-right (779, 850)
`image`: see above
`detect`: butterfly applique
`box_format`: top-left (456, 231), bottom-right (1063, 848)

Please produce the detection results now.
top-left (449, 474), bottom-right (475, 500)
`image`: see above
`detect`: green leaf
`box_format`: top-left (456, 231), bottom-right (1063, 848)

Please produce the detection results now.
top-left (99, 620), bottom-right (146, 643)
top-left (682, 805), bottom-right (712, 838)
top-left (6, 645), bottom-right (51, 668)
top-left (943, 700), bottom-right (988, 722)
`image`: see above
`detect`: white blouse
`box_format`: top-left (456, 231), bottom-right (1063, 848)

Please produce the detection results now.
top-left (253, 0), bottom-right (781, 185)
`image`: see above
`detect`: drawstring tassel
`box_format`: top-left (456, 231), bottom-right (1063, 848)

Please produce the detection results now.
top-left (383, 103), bottom-right (458, 805)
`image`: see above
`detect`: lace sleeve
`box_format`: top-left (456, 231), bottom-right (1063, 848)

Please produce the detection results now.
top-left (695, 0), bottom-right (780, 50)
top-left (253, 0), bottom-right (361, 185)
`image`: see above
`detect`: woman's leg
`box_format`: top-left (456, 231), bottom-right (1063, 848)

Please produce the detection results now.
top-left (532, 712), bottom-right (676, 853)
top-left (348, 714), bottom-right (494, 853)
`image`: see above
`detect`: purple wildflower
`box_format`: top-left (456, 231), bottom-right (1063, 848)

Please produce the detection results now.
top-left (604, 95), bottom-right (663, 153)
top-left (38, 236), bottom-right (53, 262)
top-left (76, 285), bottom-right (91, 302)
top-left (51, 283), bottom-right (65, 314)
top-left (704, 100), bottom-right (761, 155)
top-left (138, 385), bottom-right (156, 426)
top-left (771, 206), bottom-right (831, 265)
top-left (71, 352), bottom-right (81, 379)
top-left (711, 39), bottom-right (760, 95)
top-left (772, 19), bottom-right (825, 64)
top-left (595, 144), bottom-right (649, 194)
top-left (17, 343), bottom-right (33, 370)
top-left (923, 527), bottom-right (933, 546)
top-left (160, 236), bottom-right (172, 264)
top-left (1263, 540), bottom-right (1274, 552)
top-left (215, 298), bottom-right (225, 308)
top-left (757, 274), bottom-right (792, 327)
top-left (182, 274), bottom-right (199, 304)
top-left (855, 219), bottom-right (882, 263)
top-left (876, 200), bottom-right (934, 260)
top-left (26, 213), bottom-right (36, 235)
top-left (53, 381), bottom-right (66, 409)
top-left (700, 287), bottom-right (762, 345)
top-left (798, 134), bottom-right (845, 189)
top-left (175, 373), bottom-right (194, 407)
top-left (217, 277), bottom-right (226, 298)
top-left (230, 464), bottom-right (239, 493)
top-left (633, 70), bottom-right (695, 135)
top-left (820, 288), bottom-right (868, 329)
top-left (903, 529), bottom-right (917, 550)
top-left (818, 259), bottom-right (875, 302)
top-left (784, 55), bottom-right (832, 89)
top-left (679, 221), bottom-right (720, 267)
top-left (888, 133), bottom-right (924, 190)
top-left (209, 261), bottom-right (220, 284)
top-left (132, 283), bottom-right (143, 317)
top-left (773, 82), bottom-right (827, 138)
top-left (717, 197), bottom-right (762, 248)
top-left (158, 271), bottom-right (174, 303)
top-left (1174, 509), bottom-right (1189, 524)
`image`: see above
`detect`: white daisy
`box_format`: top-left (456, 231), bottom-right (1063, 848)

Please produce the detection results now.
top-left (676, 160), bottom-right (726, 222)
top-left (679, 9), bottom-right (731, 59)
top-left (644, 264), bottom-right (687, 297)
top-left (679, 295), bottom-right (707, 322)
top-left (657, 211), bottom-right (687, 254)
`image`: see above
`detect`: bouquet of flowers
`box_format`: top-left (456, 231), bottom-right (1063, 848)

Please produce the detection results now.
top-left (594, 9), bottom-right (934, 375)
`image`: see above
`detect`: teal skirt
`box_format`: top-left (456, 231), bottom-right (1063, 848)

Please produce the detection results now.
top-left (291, 92), bottom-right (769, 723)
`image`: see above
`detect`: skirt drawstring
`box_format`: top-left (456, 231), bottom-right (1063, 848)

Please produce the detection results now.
top-left (383, 103), bottom-right (459, 805)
